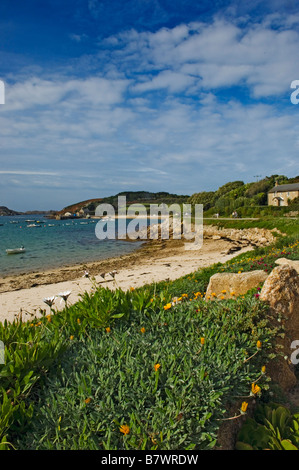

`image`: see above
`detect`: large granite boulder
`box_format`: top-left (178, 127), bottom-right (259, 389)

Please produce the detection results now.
top-left (274, 257), bottom-right (299, 274)
top-left (260, 264), bottom-right (299, 391)
top-left (205, 270), bottom-right (268, 300)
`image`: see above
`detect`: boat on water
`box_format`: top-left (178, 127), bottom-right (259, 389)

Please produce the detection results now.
top-left (6, 246), bottom-right (26, 255)
top-left (27, 223), bottom-right (41, 227)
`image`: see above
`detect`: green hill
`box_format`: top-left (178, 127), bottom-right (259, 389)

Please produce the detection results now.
top-left (188, 175), bottom-right (299, 217)
top-left (57, 191), bottom-right (190, 216)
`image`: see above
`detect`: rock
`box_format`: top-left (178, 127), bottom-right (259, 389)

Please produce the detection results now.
top-left (205, 270), bottom-right (268, 300)
top-left (274, 258), bottom-right (299, 274)
top-left (203, 225), bottom-right (277, 247)
top-left (260, 265), bottom-right (299, 392)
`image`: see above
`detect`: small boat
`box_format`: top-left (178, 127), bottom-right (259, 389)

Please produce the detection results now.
top-left (6, 246), bottom-right (26, 255)
top-left (27, 223), bottom-right (41, 227)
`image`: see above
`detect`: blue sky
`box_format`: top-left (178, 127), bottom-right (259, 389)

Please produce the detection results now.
top-left (1, 0), bottom-right (299, 211)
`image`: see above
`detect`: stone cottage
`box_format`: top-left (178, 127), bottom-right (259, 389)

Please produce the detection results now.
top-left (268, 182), bottom-right (299, 207)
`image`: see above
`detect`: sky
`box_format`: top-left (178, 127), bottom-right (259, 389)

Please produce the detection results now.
top-left (1, 0), bottom-right (299, 211)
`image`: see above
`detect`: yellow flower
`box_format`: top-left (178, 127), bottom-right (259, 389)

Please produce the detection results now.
top-left (241, 402), bottom-right (248, 414)
top-left (261, 365), bottom-right (266, 374)
top-left (140, 327), bottom-right (146, 334)
top-left (221, 290), bottom-right (227, 294)
top-left (46, 315), bottom-right (52, 322)
top-left (154, 363), bottom-right (161, 371)
top-left (70, 335), bottom-right (74, 340)
top-left (251, 383), bottom-right (261, 395)
top-left (106, 327), bottom-right (111, 333)
top-left (163, 303), bottom-right (172, 310)
top-left (256, 340), bottom-right (262, 350)
top-left (77, 318), bottom-right (81, 324)
top-left (120, 424), bottom-right (130, 435)
top-left (130, 287), bottom-right (135, 291)
top-left (182, 293), bottom-right (188, 298)
top-left (200, 337), bottom-right (205, 345)
top-left (85, 397), bottom-right (91, 404)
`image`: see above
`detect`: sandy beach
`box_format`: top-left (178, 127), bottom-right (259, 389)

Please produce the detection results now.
top-left (0, 234), bottom-right (256, 324)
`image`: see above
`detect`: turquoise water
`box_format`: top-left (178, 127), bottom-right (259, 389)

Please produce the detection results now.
top-left (0, 215), bottom-right (144, 276)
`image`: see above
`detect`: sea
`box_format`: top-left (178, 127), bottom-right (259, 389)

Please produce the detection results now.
top-left (0, 215), bottom-right (145, 277)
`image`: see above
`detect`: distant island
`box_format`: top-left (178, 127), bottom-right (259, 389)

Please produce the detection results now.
top-left (0, 206), bottom-right (56, 217)
top-left (0, 206), bottom-right (20, 216)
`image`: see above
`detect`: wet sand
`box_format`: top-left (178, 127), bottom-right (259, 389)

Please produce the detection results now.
top-left (0, 236), bottom-right (255, 323)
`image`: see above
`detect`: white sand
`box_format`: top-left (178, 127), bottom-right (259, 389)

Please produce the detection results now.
top-left (0, 237), bottom-right (254, 324)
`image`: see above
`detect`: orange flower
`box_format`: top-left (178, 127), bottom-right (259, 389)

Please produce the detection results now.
top-left (154, 363), bottom-right (161, 372)
top-left (106, 327), bottom-right (111, 333)
top-left (251, 383), bottom-right (261, 395)
top-left (140, 327), bottom-right (146, 334)
top-left (85, 397), bottom-right (91, 404)
top-left (241, 402), bottom-right (248, 414)
top-left (120, 424), bottom-right (130, 435)
top-left (200, 337), bottom-right (205, 345)
top-left (256, 340), bottom-right (262, 350)
top-left (70, 335), bottom-right (74, 340)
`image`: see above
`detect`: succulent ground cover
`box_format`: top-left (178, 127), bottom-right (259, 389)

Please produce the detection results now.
top-left (0, 232), bottom-right (298, 450)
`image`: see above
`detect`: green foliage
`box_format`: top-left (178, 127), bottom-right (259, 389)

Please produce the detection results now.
top-left (188, 191), bottom-right (216, 210)
top-left (0, 231), bottom-right (298, 450)
top-left (0, 318), bottom-right (68, 446)
top-left (236, 403), bottom-right (299, 450)
top-left (13, 294), bottom-right (277, 450)
top-left (189, 175), bottom-right (297, 217)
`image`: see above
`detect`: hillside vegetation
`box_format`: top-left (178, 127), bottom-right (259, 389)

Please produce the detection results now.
top-left (188, 175), bottom-right (299, 217)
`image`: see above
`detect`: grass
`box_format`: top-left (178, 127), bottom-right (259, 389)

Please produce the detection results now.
top-left (203, 216), bottom-right (299, 238)
top-left (0, 217), bottom-right (298, 450)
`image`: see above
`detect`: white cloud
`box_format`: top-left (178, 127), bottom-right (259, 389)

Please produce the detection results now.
top-left (0, 170), bottom-right (59, 175)
top-left (105, 15), bottom-right (299, 98)
top-left (3, 76), bottom-right (129, 111)
top-left (1, 12), bottom-right (299, 210)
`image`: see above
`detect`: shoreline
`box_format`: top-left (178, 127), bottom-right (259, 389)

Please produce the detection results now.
top-left (0, 236), bottom-right (255, 324)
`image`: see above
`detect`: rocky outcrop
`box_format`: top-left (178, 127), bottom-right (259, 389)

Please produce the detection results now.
top-left (131, 221), bottom-right (278, 251)
top-left (203, 225), bottom-right (279, 254)
top-left (260, 265), bottom-right (299, 392)
top-left (205, 270), bottom-right (268, 300)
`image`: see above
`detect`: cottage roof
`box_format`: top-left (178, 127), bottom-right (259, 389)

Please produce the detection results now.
top-left (268, 183), bottom-right (299, 193)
